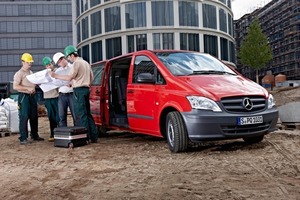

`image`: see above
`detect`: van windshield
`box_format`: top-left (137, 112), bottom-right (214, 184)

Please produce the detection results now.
top-left (155, 52), bottom-right (237, 76)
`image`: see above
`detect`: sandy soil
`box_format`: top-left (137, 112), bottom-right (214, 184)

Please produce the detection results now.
top-left (0, 115), bottom-right (299, 200)
top-left (0, 88), bottom-right (300, 200)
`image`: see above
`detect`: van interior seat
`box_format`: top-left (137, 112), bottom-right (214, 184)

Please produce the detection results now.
top-left (115, 74), bottom-right (127, 112)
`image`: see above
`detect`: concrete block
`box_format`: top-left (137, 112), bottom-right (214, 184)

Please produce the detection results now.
top-left (278, 102), bottom-right (300, 122)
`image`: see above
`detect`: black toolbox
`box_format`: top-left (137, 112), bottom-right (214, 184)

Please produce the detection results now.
top-left (54, 126), bottom-right (88, 148)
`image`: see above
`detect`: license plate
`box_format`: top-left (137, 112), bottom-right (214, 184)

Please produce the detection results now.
top-left (238, 116), bottom-right (263, 125)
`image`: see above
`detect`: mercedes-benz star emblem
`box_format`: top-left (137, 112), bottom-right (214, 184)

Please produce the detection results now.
top-left (243, 97), bottom-right (253, 110)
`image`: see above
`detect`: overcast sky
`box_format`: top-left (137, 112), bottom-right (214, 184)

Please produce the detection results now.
top-left (232, 0), bottom-right (272, 20)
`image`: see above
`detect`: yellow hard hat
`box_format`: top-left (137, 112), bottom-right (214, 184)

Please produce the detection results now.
top-left (21, 53), bottom-right (34, 63)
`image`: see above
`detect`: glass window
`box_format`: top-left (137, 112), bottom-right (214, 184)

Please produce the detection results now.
top-left (153, 33), bottom-right (174, 50)
top-left (105, 6), bottom-right (121, 32)
top-left (204, 34), bottom-right (218, 57)
top-left (91, 62), bottom-right (105, 85)
top-left (77, 23), bottom-right (81, 43)
top-left (92, 41), bottom-right (103, 63)
top-left (227, 0), bottom-right (231, 9)
top-left (155, 52), bottom-right (235, 76)
top-left (180, 33), bottom-right (199, 51)
top-left (219, 9), bottom-right (227, 33)
top-left (153, 33), bottom-right (160, 50)
top-left (229, 41), bottom-right (235, 63)
top-left (136, 34), bottom-right (147, 51)
top-left (163, 33), bottom-right (174, 49)
top-left (127, 34), bottom-right (147, 53)
top-left (228, 13), bottom-right (233, 36)
top-left (219, 0), bottom-right (226, 4)
top-left (179, 1), bottom-right (198, 27)
top-left (0, 22), bottom-right (6, 33)
top-left (82, 44), bottom-right (90, 63)
top-left (91, 11), bottom-right (101, 36)
top-left (82, 17), bottom-right (89, 40)
top-left (106, 37), bottom-right (122, 59)
top-left (91, 0), bottom-right (101, 8)
top-left (127, 35), bottom-right (135, 53)
top-left (133, 56), bottom-right (155, 84)
top-left (76, 0), bottom-right (80, 17)
top-left (203, 4), bottom-right (217, 29)
top-left (220, 37), bottom-right (228, 60)
top-left (125, 2), bottom-right (146, 29)
top-left (152, 1), bottom-right (174, 26)
top-left (0, 6), bottom-right (6, 16)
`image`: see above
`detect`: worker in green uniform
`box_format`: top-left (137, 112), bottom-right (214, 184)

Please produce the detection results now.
top-left (42, 57), bottom-right (59, 142)
top-left (13, 53), bottom-right (44, 144)
top-left (49, 46), bottom-right (98, 143)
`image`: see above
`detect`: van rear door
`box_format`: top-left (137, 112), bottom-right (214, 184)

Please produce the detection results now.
top-left (90, 61), bottom-right (106, 126)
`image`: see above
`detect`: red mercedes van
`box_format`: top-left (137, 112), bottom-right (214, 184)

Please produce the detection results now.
top-left (90, 50), bottom-right (278, 153)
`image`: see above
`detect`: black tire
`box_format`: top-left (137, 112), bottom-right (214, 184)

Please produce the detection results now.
top-left (243, 135), bottom-right (264, 144)
top-left (165, 111), bottom-right (188, 153)
top-left (97, 126), bottom-right (109, 137)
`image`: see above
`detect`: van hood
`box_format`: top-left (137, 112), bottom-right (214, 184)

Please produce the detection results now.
top-left (177, 75), bottom-right (268, 101)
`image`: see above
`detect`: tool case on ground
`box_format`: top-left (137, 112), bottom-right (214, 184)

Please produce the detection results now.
top-left (54, 126), bottom-right (88, 148)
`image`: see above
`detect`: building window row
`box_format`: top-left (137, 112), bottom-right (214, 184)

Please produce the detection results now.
top-left (86, 33), bottom-right (234, 64)
top-left (0, 4), bottom-right (71, 16)
top-left (0, 52), bottom-right (72, 67)
top-left (0, 37), bottom-right (72, 50)
top-left (77, 1), bottom-right (233, 43)
top-left (0, 21), bottom-right (72, 33)
top-left (81, 0), bottom-right (232, 13)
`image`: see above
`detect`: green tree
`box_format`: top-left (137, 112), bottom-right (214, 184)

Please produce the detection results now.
top-left (238, 18), bottom-right (272, 83)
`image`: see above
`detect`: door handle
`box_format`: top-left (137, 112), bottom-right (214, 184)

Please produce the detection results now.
top-left (127, 89), bottom-right (134, 94)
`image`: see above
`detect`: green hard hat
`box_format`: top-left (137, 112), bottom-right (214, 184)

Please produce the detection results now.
top-left (42, 57), bottom-right (52, 66)
top-left (64, 45), bottom-right (77, 57)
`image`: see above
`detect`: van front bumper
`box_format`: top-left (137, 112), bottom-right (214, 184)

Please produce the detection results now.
top-left (180, 108), bottom-right (278, 142)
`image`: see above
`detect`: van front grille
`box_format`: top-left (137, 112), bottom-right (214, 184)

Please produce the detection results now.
top-left (221, 96), bottom-right (266, 113)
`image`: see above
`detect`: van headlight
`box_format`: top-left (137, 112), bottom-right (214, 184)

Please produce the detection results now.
top-left (267, 94), bottom-right (276, 109)
top-left (187, 96), bottom-right (222, 112)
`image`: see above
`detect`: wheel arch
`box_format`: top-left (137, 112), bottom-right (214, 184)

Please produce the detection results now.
top-left (159, 106), bottom-right (179, 138)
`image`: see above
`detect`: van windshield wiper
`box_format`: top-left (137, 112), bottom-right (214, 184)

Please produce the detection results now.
top-left (189, 70), bottom-right (236, 76)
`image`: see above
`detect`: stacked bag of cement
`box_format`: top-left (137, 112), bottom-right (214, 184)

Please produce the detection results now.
top-left (0, 106), bottom-right (8, 130)
top-left (0, 98), bottom-right (19, 133)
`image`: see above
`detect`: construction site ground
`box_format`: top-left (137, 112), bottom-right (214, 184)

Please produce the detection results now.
top-left (0, 87), bottom-right (299, 200)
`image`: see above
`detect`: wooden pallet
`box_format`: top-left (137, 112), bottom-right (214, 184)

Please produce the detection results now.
top-left (0, 129), bottom-right (11, 137)
top-left (281, 123), bottom-right (300, 130)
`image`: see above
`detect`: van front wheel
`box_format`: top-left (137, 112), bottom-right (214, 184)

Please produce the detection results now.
top-left (166, 111), bottom-right (188, 153)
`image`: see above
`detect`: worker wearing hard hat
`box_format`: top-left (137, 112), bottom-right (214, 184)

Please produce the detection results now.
top-left (41, 57), bottom-right (59, 142)
top-left (13, 53), bottom-right (44, 145)
top-left (49, 45), bottom-right (98, 143)
top-left (52, 52), bottom-right (76, 127)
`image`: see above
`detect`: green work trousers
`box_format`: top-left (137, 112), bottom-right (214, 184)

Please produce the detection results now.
top-left (18, 93), bottom-right (39, 141)
top-left (73, 87), bottom-right (98, 142)
top-left (45, 97), bottom-right (59, 137)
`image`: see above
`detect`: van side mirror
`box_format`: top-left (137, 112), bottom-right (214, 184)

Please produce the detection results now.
top-left (137, 73), bottom-right (155, 83)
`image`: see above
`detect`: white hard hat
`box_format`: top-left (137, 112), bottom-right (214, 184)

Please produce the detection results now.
top-left (53, 52), bottom-right (65, 64)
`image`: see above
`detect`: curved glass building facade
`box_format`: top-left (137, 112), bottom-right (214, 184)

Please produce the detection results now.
top-left (73, 0), bottom-right (235, 64)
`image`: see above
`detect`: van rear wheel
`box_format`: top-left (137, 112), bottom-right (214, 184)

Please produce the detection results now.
top-left (166, 111), bottom-right (188, 153)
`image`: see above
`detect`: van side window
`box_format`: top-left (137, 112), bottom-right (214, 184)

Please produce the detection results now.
top-left (133, 55), bottom-right (166, 84)
top-left (91, 63), bottom-right (105, 85)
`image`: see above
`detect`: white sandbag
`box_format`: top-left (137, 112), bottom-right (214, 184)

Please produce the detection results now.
top-left (0, 98), bottom-right (32, 133)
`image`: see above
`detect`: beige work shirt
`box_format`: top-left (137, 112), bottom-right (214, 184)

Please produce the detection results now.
top-left (70, 57), bottom-right (92, 88)
top-left (13, 68), bottom-right (35, 92)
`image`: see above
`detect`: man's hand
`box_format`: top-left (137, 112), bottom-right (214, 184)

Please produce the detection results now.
top-left (49, 71), bottom-right (56, 78)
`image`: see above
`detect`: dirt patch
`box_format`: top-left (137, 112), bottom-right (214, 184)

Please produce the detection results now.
top-left (0, 115), bottom-right (299, 200)
top-left (271, 86), bottom-right (300, 107)
top-left (0, 87), bottom-right (299, 200)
